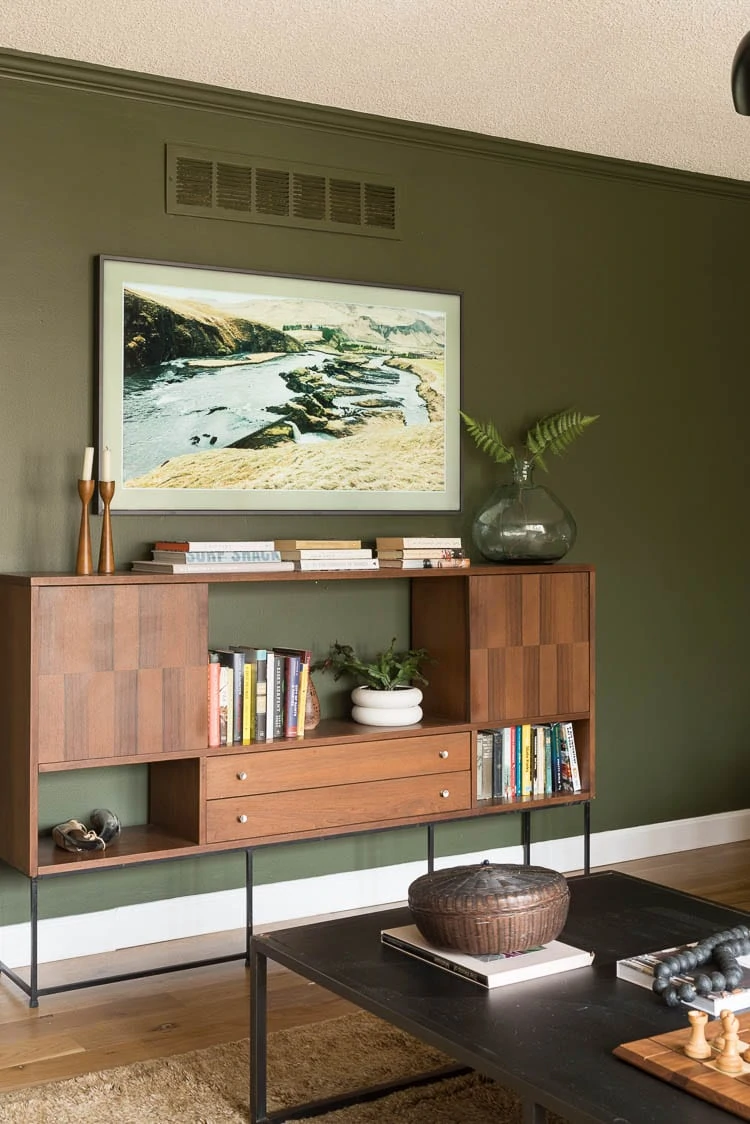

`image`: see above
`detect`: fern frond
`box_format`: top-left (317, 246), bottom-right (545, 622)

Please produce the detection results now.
top-left (525, 410), bottom-right (598, 469)
top-left (459, 411), bottom-right (514, 465)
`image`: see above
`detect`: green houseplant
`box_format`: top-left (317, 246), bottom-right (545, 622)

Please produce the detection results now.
top-left (460, 408), bottom-right (598, 562)
top-left (313, 638), bottom-right (431, 727)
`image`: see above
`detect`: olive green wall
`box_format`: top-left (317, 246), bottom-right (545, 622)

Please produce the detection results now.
top-left (1, 51), bottom-right (749, 925)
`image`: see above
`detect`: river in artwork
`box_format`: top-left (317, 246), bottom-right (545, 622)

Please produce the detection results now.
top-left (122, 349), bottom-right (429, 481)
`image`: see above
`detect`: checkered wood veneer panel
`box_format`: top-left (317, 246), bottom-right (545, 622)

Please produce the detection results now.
top-left (34, 584), bottom-right (208, 763)
top-left (469, 571), bottom-right (590, 723)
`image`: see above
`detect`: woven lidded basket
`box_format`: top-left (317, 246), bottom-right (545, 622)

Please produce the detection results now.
top-left (408, 861), bottom-right (570, 955)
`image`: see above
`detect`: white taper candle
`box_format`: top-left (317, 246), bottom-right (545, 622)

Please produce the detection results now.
top-left (81, 446), bottom-right (94, 481)
top-left (101, 446), bottom-right (112, 482)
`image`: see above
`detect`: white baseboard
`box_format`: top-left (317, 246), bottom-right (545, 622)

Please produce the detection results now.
top-left (1, 808), bottom-right (748, 970)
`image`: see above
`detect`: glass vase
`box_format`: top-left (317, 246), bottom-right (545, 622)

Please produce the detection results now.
top-left (472, 459), bottom-right (577, 563)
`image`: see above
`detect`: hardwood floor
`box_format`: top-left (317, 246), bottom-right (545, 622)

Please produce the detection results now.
top-left (2, 839), bottom-right (750, 1093)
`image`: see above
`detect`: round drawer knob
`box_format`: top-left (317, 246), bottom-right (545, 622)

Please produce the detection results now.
top-left (237, 771), bottom-right (247, 781)
top-left (440, 789), bottom-right (450, 798)
top-left (237, 814), bottom-right (248, 824)
top-left (439, 750), bottom-right (449, 758)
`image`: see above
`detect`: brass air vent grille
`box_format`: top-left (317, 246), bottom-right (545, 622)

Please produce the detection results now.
top-left (166, 145), bottom-right (399, 238)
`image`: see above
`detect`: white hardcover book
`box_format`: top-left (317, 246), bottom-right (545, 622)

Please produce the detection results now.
top-left (154, 540), bottom-right (275, 551)
top-left (617, 945), bottom-right (750, 1016)
top-left (279, 549), bottom-right (373, 560)
top-left (375, 537), bottom-right (463, 550)
top-left (381, 924), bottom-right (593, 989)
top-left (152, 549), bottom-right (282, 563)
top-left (292, 559), bottom-right (380, 571)
top-left (131, 560), bottom-right (295, 573)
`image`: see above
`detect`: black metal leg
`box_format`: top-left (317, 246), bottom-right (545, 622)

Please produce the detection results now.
top-left (245, 848), bottom-right (254, 964)
top-left (29, 878), bottom-right (39, 1008)
top-left (427, 823), bottom-right (435, 873)
top-left (250, 939), bottom-right (269, 1124)
top-left (583, 801), bottom-right (591, 875)
top-left (521, 811), bottom-right (531, 865)
top-left (522, 1099), bottom-right (547, 1123)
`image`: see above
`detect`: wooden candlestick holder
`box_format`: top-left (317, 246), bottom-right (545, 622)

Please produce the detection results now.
top-left (76, 479), bottom-right (95, 575)
top-left (98, 480), bottom-right (116, 575)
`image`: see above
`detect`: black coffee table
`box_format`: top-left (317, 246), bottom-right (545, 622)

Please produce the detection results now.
top-left (250, 871), bottom-right (750, 1123)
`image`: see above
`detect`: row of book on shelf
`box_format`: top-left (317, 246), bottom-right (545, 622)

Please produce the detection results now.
top-left (477, 721), bottom-right (582, 800)
top-left (131, 536), bottom-right (470, 574)
top-left (208, 645), bottom-right (311, 746)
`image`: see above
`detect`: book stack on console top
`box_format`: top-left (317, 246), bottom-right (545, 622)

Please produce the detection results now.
top-left (374, 536), bottom-right (470, 569)
top-left (475, 722), bottom-right (582, 802)
top-left (131, 539), bottom-right (294, 574)
top-left (274, 539), bottom-right (379, 571)
top-left (208, 643), bottom-right (312, 746)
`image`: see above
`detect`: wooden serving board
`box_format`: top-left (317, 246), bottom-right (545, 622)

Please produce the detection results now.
top-left (615, 1013), bottom-right (750, 1120)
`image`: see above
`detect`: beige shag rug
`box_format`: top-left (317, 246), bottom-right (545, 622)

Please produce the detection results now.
top-left (0, 1009), bottom-right (571, 1124)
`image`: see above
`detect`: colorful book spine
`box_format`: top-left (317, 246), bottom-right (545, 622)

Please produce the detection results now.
top-left (284, 654), bottom-right (301, 738)
top-left (491, 728), bottom-right (504, 798)
top-left (207, 653), bottom-right (220, 748)
top-left (521, 724), bottom-right (532, 796)
top-left (271, 653), bottom-right (286, 739)
top-left (265, 651), bottom-right (276, 741)
top-left (562, 721), bottom-right (582, 793)
top-left (216, 650), bottom-right (244, 744)
top-left (242, 662), bottom-right (256, 745)
top-left (544, 724), bottom-right (553, 795)
top-left (217, 664), bottom-right (233, 746)
top-left (502, 726), bottom-right (514, 799)
top-left (295, 650), bottom-right (312, 740)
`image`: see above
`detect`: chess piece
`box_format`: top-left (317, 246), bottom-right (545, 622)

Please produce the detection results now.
top-left (684, 1009), bottom-right (712, 1060)
top-left (716, 1009), bottom-right (744, 1074)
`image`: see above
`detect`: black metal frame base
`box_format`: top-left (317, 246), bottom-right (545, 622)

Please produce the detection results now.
top-left (249, 938), bottom-right (471, 1123)
top-left (0, 803), bottom-right (591, 1008)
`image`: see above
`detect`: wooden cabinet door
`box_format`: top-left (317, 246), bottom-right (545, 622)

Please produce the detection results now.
top-left (469, 571), bottom-right (591, 723)
top-left (34, 584), bottom-right (208, 764)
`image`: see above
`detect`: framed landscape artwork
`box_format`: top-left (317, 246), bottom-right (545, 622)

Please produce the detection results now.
top-left (98, 256), bottom-right (462, 513)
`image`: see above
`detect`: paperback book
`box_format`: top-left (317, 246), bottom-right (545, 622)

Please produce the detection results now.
top-left (275, 539), bottom-right (361, 550)
top-left (381, 924), bottom-right (593, 989)
top-left (291, 559), bottom-right (379, 571)
top-left (378, 558), bottom-right (470, 569)
top-left (279, 549), bottom-right (373, 560)
top-left (151, 549), bottom-right (282, 563)
top-left (375, 536), bottom-right (463, 550)
top-left (616, 945), bottom-right (750, 1015)
top-left (131, 560), bottom-right (295, 574)
top-left (154, 539), bottom-right (275, 552)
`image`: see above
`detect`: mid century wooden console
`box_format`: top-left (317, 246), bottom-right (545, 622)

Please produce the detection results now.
top-left (0, 563), bottom-right (594, 1003)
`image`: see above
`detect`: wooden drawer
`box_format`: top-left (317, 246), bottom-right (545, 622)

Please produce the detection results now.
top-left (206, 771), bottom-right (472, 842)
top-left (205, 732), bottom-right (470, 799)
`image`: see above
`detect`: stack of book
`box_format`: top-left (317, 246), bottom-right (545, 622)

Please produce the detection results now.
top-left (131, 539), bottom-right (294, 574)
top-left (616, 944), bottom-right (750, 1015)
top-left (275, 539), bottom-right (379, 571)
top-left (374, 536), bottom-right (469, 569)
top-left (475, 722), bottom-right (582, 802)
top-left (208, 644), bottom-right (312, 746)
top-left (381, 923), bottom-right (593, 988)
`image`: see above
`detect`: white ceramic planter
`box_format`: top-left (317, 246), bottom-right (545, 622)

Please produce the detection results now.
top-left (350, 685), bottom-right (423, 726)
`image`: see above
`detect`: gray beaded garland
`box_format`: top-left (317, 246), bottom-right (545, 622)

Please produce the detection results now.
top-left (650, 930), bottom-right (750, 1006)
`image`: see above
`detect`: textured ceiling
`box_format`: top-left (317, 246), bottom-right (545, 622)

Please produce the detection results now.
top-left (3, 0), bottom-right (750, 182)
